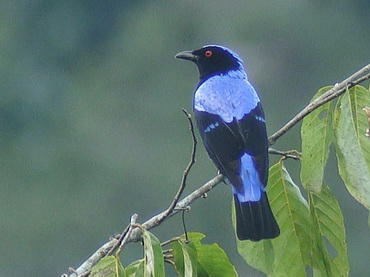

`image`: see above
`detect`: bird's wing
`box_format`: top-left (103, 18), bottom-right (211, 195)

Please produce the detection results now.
top-left (236, 103), bottom-right (269, 187)
top-left (194, 77), bottom-right (269, 190)
top-left (194, 110), bottom-right (243, 188)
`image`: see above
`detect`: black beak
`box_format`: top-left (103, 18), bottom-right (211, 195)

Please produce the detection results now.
top-left (175, 51), bottom-right (199, 62)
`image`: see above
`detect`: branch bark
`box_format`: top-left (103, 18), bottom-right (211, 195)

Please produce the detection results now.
top-left (268, 63), bottom-right (370, 145)
top-left (62, 62), bottom-right (370, 277)
top-left (64, 174), bottom-right (224, 277)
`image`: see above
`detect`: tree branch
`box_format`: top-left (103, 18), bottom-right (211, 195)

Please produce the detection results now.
top-left (64, 174), bottom-right (224, 277)
top-left (62, 62), bottom-right (370, 277)
top-left (268, 63), bottom-right (370, 145)
top-left (63, 111), bottom-right (221, 277)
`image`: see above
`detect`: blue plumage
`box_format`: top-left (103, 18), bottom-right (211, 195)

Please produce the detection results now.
top-left (176, 45), bottom-right (279, 241)
top-left (194, 74), bottom-right (260, 123)
top-left (236, 153), bottom-right (263, 202)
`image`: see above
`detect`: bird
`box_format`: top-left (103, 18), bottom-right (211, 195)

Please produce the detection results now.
top-left (175, 45), bottom-right (279, 241)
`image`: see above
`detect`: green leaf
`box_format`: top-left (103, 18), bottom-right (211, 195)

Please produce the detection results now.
top-left (142, 229), bottom-right (164, 277)
top-left (125, 260), bottom-right (144, 277)
top-left (334, 85), bottom-right (370, 209)
top-left (234, 161), bottom-right (311, 276)
top-left (172, 240), bottom-right (185, 276)
top-left (309, 184), bottom-right (349, 276)
top-left (172, 239), bottom-right (198, 277)
top-left (301, 86), bottom-right (334, 192)
top-left (268, 161), bottom-right (312, 276)
top-left (234, 161), bottom-right (350, 276)
top-left (234, 161), bottom-right (312, 276)
top-left (186, 232), bottom-right (238, 277)
top-left (90, 256), bottom-right (126, 277)
top-left (232, 202), bottom-right (275, 275)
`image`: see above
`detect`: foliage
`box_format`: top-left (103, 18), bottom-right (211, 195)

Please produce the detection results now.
top-left (92, 232), bottom-right (237, 277)
top-left (233, 85), bottom-right (368, 276)
top-left (334, 86), bottom-right (370, 209)
top-left (300, 86), bottom-right (334, 192)
top-left (300, 85), bottom-right (370, 209)
top-left (90, 256), bottom-right (125, 277)
top-left (90, 85), bottom-right (369, 276)
top-left (234, 161), bottom-right (348, 276)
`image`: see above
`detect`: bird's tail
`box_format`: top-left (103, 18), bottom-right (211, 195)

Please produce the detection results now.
top-left (234, 192), bottom-right (279, 241)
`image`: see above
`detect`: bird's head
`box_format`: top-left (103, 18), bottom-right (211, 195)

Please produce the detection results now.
top-left (175, 45), bottom-right (245, 80)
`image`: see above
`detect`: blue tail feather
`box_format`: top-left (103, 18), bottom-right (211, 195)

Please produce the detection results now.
top-left (233, 153), bottom-right (279, 241)
top-left (232, 154), bottom-right (263, 202)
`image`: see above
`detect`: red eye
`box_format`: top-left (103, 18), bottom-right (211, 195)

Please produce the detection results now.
top-left (205, 50), bottom-right (213, 57)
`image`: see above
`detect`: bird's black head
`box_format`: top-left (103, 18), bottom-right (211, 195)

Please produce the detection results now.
top-left (175, 45), bottom-right (244, 80)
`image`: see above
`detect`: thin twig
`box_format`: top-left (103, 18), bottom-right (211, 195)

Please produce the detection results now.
top-left (268, 63), bottom-right (370, 145)
top-left (162, 249), bottom-right (173, 255)
top-left (160, 109), bottom-right (198, 220)
top-left (116, 214), bottom-right (139, 256)
top-left (105, 110), bottom-right (197, 258)
top-left (268, 148), bottom-right (301, 160)
top-left (161, 237), bottom-right (181, 247)
top-left (181, 208), bottom-right (189, 241)
top-left (164, 259), bottom-right (176, 266)
top-left (105, 215), bottom-right (138, 257)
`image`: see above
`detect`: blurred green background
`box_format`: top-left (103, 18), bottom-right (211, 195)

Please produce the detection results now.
top-left (1, 1), bottom-right (369, 276)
